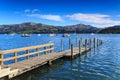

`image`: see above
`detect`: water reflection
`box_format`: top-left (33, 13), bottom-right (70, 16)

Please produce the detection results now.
top-left (1, 34), bottom-right (120, 80)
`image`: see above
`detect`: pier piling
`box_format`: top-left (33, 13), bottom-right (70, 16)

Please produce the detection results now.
top-left (93, 38), bottom-right (96, 48)
top-left (0, 38), bottom-right (103, 79)
top-left (69, 38), bottom-right (71, 49)
top-left (76, 37), bottom-right (78, 47)
top-left (79, 38), bottom-right (82, 55)
top-left (90, 38), bottom-right (92, 49)
top-left (85, 39), bottom-right (87, 51)
top-left (60, 39), bottom-right (63, 51)
top-left (71, 44), bottom-right (73, 59)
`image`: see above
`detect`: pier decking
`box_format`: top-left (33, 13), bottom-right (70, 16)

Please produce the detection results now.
top-left (0, 38), bottom-right (102, 79)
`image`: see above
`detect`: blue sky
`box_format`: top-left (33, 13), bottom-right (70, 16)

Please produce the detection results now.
top-left (0, 0), bottom-right (120, 27)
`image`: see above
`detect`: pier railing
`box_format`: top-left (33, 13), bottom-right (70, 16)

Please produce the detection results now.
top-left (0, 43), bottom-right (54, 65)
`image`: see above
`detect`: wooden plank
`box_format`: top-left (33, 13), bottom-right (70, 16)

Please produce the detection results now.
top-left (64, 48), bottom-right (90, 57)
top-left (0, 67), bottom-right (10, 78)
top-left (3, 46), bottom-right (91, 79)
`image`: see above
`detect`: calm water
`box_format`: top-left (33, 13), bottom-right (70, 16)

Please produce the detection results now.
top-left (0, 34), bottom-right (120, 80)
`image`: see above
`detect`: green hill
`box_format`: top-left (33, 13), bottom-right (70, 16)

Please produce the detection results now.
top-left (0, 22), bottom-right (99, 34)
top-left (98, 25), bottom-right (120, 34)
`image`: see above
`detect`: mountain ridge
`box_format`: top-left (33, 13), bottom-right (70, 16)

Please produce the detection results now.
top-left (0, 22), bottom-right (99, 34)
top-left (98, 25), bottom-right (120, 34)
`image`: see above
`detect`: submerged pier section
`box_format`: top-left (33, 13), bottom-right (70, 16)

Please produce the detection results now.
top-left (0, 38), bottom-right (102, 79)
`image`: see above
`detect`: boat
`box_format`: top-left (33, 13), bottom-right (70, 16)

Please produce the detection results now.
top-left (62, 34), bottom-right (70, 37)
top-left (10, 33), bottom-right (16, 36)
top-left (37, 34), bottom-right (41, 36)
top-left (49, 34), bottom-right (56, 36)
top-left (91, 33), bottom-right (94, 35)
top-left (21, 34), bottom-right (31, 37)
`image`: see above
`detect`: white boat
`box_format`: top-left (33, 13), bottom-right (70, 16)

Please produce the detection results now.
top-left (21, 34), bottom-right (31, 37)
top-left (62, 34), bottom-right (70, 37)
top-left (10, 33), bottom-right (16, 36)
top-left (91, 33), bottom-right (94, 35)
top-left (37, 34), bottom-right (41, 36)
top-left (49, 34), bottom-right (56, 36)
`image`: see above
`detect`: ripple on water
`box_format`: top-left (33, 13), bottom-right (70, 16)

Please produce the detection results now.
top-left (2, 34), bottom-right (120, 80)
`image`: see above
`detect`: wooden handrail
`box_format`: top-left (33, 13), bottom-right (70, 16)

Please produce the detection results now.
top-left (0, 43), bottom-right (54, 65)
top-left (3, 48), bottom-right (54, 62)
top-left (0, 43), bottom-right (53, 54)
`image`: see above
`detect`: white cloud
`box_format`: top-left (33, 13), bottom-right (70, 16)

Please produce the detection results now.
top-left (32, 9), bottom-right (39, 13)
top-left (24, 9), bottom-right (31, 13)
top-left (24, 9), bottom-right (39, 13)
top-left (66, 13), bottom-right (120, 27)
top-left (28, 14), bottom-right (63, 21)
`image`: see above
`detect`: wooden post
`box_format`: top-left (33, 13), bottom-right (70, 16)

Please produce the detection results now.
top-left (97, 39), bottom-right (99, 47)
top-left (101, 40), bottom-right (103, 44)
top-left (100, 40), bottom-right (102, 45)
top-left (87, 39), bottom-right (89, 47)
top-left (0, 54), bottom-right (4, 65)
top-left (90, 38), bottom-right (92, 49)
top-left (50, 45), bottom-right (53, 53)
top-left (26, 50), bottom-right (29, 59)
top-left (48, 60), bottom-right (52, 66)
top-left (60, 39), bottom-right (63, 51)
top-left (99, 40), bottom-right (100, 45)
top-left (76, 37), bottom-right (78, 47)
top-left (69, 38), bottom-right (71, 49)
top-left (79, 38), bottom-right (82, 55)
top-left (36, 48), bottom-right (39, 56)
top-left (85, 39), bottom-right (87, 51)
top-left (14, 52), bottom-right (17, 63)
top-left (93, 38), bottom-right (96, 48)
top-left (44, 47), bottom-right (47, 54)
top-left (71, 44), bottom-right (73, 59)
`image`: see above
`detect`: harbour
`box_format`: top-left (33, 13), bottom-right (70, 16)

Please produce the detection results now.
top-left (0, 34), bottom-right (120, 80)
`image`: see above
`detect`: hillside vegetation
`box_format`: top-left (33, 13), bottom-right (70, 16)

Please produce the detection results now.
top-left (98, 26), bottom-right (120, 34)
top-left (0, 22), bottom-right (99, 34)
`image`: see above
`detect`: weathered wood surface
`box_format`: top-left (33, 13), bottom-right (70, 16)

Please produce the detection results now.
top-left (0, 47), bottom-right (90, 79)
top-left (0, 67), bottom-right (10, 78)
top-left (0, 38), bottom-right (103, 79)
top-left (8, 47), bottom-right (89, 77)
top-left (0, 43), bottom-right (54, 65)
top-left (65, 48), bottom-right (90, 57)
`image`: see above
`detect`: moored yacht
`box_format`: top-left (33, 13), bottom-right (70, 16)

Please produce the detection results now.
top-left (21, 34), bottom-right (31, 37)
top-left (49, 34), bottom-right (56, 36)
top-left (62, 34), bottom-right (70, 37)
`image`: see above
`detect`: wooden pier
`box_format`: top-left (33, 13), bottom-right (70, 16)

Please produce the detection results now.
top-left (0, 38), bottom-right (102, 79)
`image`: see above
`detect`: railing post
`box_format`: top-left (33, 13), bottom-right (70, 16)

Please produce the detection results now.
top-left (44, 46), bottom-right (47, 54)
top-left (85, 39), bottom-right (87, 51)
top-left (0, 53), bottom-right (4, 65)
top-left (50, 45), bottom-right (53, 53)
top-left (26, 50), bottom-right (29, 59)
top-left (14, 52), bottom-right (17, 63)
top-left (79, 38), bottom-right (82, 55)
top-left (71, 44), bottom-right (73, 59)
top-left (36, 48), bottom-right (39, 56)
